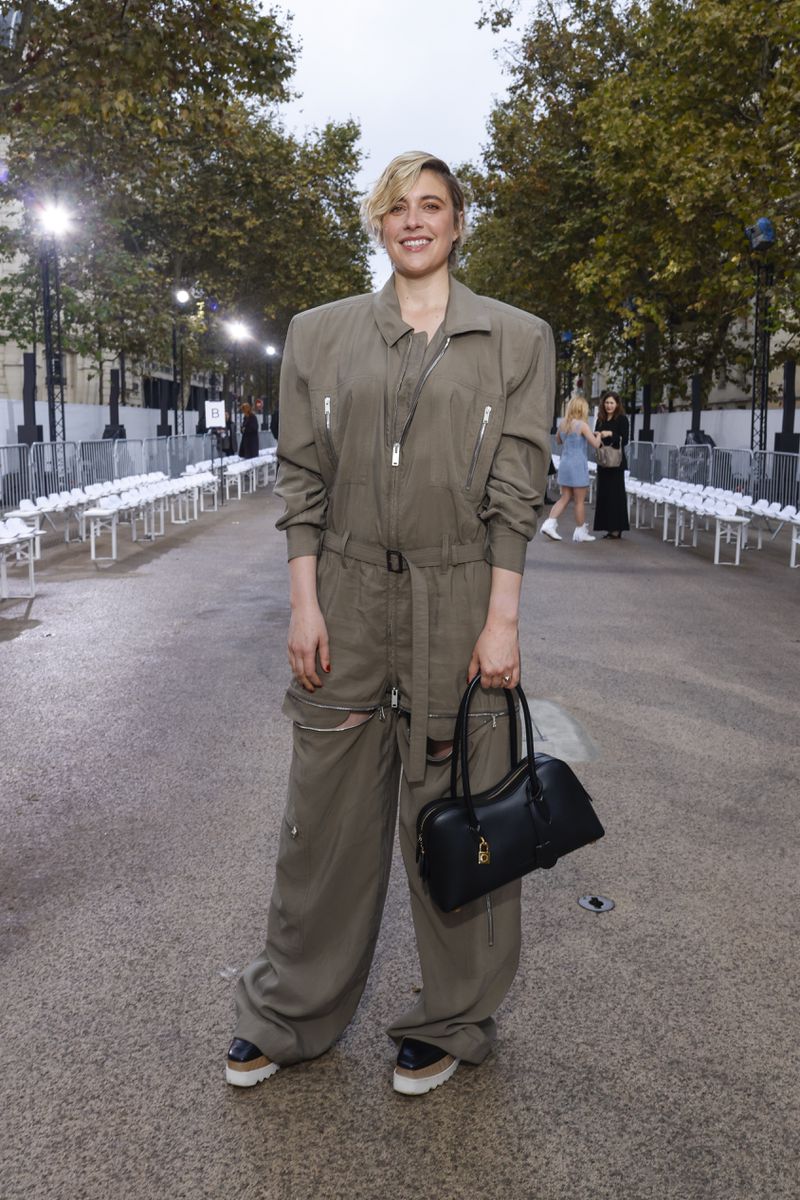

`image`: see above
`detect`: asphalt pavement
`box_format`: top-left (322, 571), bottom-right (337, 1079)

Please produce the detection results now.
top-left (1, 487), bottom-right (798, 1200)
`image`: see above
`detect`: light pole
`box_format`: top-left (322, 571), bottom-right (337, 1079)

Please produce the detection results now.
top-left (224, 320), bottom-right (250, 452)
top-left (35, 202), bottom-right (72, 445)
top-left (263, 344), bottom-right (279, 431)
top-left (745, 217), bottom-right (776, 454)
top-left (173, 288), bottom-right (191, 435)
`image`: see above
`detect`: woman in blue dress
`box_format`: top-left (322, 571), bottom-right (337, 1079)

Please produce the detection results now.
top-left (540, 396), bottom-right (603, 542)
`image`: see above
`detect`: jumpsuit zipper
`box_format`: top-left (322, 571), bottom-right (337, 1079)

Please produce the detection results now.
top-left (465, 406), bottom-right (492, 490)
top-left (387, 335), bottom-right (451, 690)
top-left (322, 396), bottom-right (336, 465)
top-left (390, 337), bottom-right (451, 470)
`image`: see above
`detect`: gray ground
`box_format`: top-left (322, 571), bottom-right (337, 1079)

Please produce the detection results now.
top-left (1, 488), bottom-right (798, 1200)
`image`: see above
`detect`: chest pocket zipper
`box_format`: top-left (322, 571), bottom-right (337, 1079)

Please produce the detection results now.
top-left (465, 405), bottom-right (492, 490)
top-left (322, 396), bottom-right (337, 465)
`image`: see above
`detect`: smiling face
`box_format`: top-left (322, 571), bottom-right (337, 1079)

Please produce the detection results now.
top-left (381, 169), bottom-right (462, 280)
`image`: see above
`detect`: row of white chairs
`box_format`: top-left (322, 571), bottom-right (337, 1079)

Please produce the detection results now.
top-left (626, 476), bottom-right (800, 567)
top-left (0, 517), bottom-right (40, 599)
top-left (5, 472), bottom-right (172, 551)
top-left (82, 473), bottom-right (218, 562)
top-left (184, 449), bottom-right (277, 500)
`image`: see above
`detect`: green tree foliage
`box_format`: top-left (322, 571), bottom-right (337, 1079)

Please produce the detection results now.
top-left (0, 0), bottom-right (370, 397)
top-left (465, 0), bottom-right (800, 403)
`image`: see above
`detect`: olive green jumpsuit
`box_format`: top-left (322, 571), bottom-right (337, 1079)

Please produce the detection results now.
top-left (234, 277), bottom-right (555, 1066)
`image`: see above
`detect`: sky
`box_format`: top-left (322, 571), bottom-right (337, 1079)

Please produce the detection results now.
top-left (272, 0), bottom-right (517, 285)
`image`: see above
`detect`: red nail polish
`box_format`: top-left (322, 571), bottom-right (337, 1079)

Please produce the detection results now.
top-left (324, 665), bottom-right (331, 673)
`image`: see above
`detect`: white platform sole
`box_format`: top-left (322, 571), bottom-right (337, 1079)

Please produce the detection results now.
top-left (225, 1060), bottom-right (280, 1087)
top-left (393, 1056), bottom-right (460, 1096)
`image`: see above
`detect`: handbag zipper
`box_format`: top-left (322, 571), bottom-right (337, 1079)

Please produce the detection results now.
top-left (415, 760), bottom-right (531, 859)
top-left (465, 405), bottom-right (492, 490)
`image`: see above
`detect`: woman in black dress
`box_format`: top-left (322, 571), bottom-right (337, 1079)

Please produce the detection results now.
top-left (238, 402), bottom-right (260, 458)
top-left (593, 391), bottom-right (630, 539)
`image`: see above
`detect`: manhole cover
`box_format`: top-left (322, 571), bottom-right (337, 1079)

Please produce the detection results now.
top-left (578, 894), bottom-right (615, 913)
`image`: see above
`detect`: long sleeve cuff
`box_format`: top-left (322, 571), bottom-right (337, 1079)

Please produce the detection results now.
top-left (285, 524), bottom-right (323, 561)
top-left (486, 527), bottom-right (528, 574)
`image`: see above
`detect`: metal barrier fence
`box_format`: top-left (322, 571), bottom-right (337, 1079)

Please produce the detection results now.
top-left (79, 439), bottom-right (116, 486)
top-left (113, 438), bottom-right (144, 478)
top-left (752, 451), bottom-right (800, 508)
top-left (674, 445), bottom-right (712, 486)
top-left (0, 443), bottom-right (33, 509)
top-left (626, 441), bottom-right (653, 482)
top-left (184, 434), bottom-right (210, 467)
top-left (710, 448), bottom-right (754, 494)
top-left (5, 435), bottom-right (796, 511)
top-left (168, 434), bottom-right (190, 478)
top-left (31, 441), bottom-right (80, 498)
top-left (143, 436), bottom-right (170, 477)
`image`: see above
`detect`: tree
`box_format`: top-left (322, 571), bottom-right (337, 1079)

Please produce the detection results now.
top-left (466, 0), bottom-right (800, 404)
top-left (0, 0), bottom-right (371, 407)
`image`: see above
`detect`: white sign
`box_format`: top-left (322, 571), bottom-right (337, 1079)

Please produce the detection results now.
top-left (205, 400), bottom-right (225, 429)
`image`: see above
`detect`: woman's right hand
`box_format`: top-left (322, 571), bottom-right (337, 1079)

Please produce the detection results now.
top-left (288, 604), bottom-right (330, 691)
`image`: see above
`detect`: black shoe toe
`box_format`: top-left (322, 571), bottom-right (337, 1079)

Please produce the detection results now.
top-left (396, 1037), bottom-right (448, 1071)
top-left (227, 1038), bottom-right (265, 1063)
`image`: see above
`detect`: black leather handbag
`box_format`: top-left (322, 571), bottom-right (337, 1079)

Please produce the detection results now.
top-left (416, 677), bottom-right (604, 912)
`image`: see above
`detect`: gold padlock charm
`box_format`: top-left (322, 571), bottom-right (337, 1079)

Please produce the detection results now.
top-left (478, 836), bottom-right (491, 865)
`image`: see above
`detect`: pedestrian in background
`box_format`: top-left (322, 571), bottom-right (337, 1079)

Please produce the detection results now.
top-left (540, 395), bottom-right (602, 542)
top-left (226, 150), bottom-right (554, 1098)
top-left (238, 401), bottom-right (260, 458)
top-left (593, 390), bottom-right (630, 539)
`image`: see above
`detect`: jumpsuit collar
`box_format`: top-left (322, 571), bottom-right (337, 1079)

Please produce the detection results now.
top-left (372, 274), bottom-right (492, 346)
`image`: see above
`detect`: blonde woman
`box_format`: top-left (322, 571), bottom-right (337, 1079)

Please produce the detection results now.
top-left (540, 396), bottom-right (602, 542)
top-left (226, 152), bottom-right (554, 1097)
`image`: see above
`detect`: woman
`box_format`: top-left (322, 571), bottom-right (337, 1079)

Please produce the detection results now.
top-left (238, 402), bottom-right (260, 459)
top-left (593, 390), bottom-right (630, 538)
top-left (540, 395), bottom-right (602, 542)
top-left (226, 152), bottom-right (554, 1097)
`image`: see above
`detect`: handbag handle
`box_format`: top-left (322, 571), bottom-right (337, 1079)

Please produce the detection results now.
top-left (449, 675), bottom-right (541, 834)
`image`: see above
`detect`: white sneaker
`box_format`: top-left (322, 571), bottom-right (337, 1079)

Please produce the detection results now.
top-left (572, 524), bottom-right (596, 542)
top-left (540, 517), bottom-right (562, 541)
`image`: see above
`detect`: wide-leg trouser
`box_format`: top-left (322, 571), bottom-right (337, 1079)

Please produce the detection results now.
top-left (233, 707), bottom-right (521, 1066)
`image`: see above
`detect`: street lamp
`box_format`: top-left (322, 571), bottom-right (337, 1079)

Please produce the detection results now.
top-left (745, 217), bottom-right (776, 454)
top-left (35, 202), bottom-right (72, 445)
top-left (172, 288), bottom-right (192, 435)
top-left (263, 343), bottom-right (279, 431)
top-left (223, 320), bottom-right (250, 451)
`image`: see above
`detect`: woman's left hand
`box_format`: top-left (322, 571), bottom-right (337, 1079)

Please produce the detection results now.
top-left (467, 617), bottom-right (520, 689)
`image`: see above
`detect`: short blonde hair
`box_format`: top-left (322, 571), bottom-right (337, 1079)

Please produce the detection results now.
top-left (563, 395), bottom-right (589, 426)
top-left (361, 151), bottom-right (466, 268)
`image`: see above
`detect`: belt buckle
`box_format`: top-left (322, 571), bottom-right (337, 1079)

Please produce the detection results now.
top-left (386, 549), bottom-right (404, 573)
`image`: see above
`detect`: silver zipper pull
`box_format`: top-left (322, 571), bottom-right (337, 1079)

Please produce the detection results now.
top-left (324, 396), bottom-right (331, 430)
top-left (391, 687), bottom-right (399, 709)
top-left (378, 705), bottom-right (386, 721)
top-left (391, 442), bottom-right (400, 467)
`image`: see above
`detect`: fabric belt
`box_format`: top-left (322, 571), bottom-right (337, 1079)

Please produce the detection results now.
top-left (321, 529), bottom-right (487, 783)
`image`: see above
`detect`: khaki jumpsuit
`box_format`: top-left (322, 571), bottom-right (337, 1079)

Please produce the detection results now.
top-left (234, 277), bottom-right (555, 1066)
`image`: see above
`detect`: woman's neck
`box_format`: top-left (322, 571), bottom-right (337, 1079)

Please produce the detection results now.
top-left (393, 268), bottom-right (450, 339)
